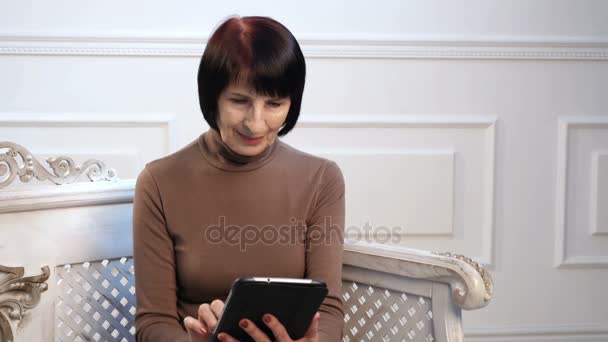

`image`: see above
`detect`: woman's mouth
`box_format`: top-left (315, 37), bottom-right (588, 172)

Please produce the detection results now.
top-left (237, 131), bottom-right (264, 145)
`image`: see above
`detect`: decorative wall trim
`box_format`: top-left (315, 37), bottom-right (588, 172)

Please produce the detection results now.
top-left (0, 265), bottom-right (50, 342)
top-left (1, 33), bottom-right (607, 60)
top-left (0, 113), bottom-right (177, 153)
top-left (558, 256), bottom-right (608, 268)
top-left (298, 114), bottom-right (497, 266)
top-left (590, 150), bottom-right (608, 236)
top-left (297, 114), bottom-right (496, 128)
top-left (555, 116), bottom-right (608, 268)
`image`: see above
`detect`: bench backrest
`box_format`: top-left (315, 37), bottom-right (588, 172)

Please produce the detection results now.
top-left (1, 143), bottom-right (492, 342)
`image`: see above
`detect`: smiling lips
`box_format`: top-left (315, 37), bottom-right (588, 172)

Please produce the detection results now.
top-left (237, 131), bottom-right (264, 145)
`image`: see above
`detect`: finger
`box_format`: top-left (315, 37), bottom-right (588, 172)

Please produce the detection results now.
top-left (217, 332), bottom-right (239, 342)
top-left (198, 303), bottom-right (218, 333)
top-left (304, 312), bottom-right (320, 339)
top-left (239, 318), bottom-right (273, 342)
top-left (262, 314), bottom-right (291, 341)
top-left (210, 299), bottom-right (225, 318)
top-left (184, 316), bottom-right (208, 335)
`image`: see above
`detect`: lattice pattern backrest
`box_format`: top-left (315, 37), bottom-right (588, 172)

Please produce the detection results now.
top-left (341, 281), bottom-right (434, 342)
top-left (55, 258), bottom-right (435, 342)
top-left (55, 258), bottom-right (136, 342)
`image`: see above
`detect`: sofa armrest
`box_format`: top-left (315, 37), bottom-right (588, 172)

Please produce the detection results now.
top-left (344, 239), bottom-right (493, 310)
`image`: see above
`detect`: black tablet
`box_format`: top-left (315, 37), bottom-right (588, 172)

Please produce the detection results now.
top-left (211, 277), bottom-right (328, 342)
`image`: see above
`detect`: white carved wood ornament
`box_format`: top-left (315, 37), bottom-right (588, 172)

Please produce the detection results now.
top-left (0, 266), bottom-right (50, 342)
top-left (0, 141), bottom-right (117, 189)
top-left (0, 141), bottom-right (118, 341)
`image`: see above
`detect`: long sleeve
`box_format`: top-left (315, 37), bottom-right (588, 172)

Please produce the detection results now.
top-left (133, 166), bottom-right (189, 342)
top-left (305, 161), bottom-right (346, 342)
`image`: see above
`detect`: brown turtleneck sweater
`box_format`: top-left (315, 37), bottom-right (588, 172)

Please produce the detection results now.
top-left (132, 128), bottom-right (345, 342)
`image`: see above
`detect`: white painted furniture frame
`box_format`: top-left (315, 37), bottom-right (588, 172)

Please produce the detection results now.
top-left (0, 142), bottom-right (493, 342)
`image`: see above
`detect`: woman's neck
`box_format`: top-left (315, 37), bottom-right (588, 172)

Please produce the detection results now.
top-left (198, 128), bottom-right (280, 171)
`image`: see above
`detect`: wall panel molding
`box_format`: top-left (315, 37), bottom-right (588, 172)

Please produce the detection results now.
top-left (0, 112), bottom-right (174, 127)
top-left (0, 112), bottom-right (177, 153)
top-left (1, 33), bottom-right (607, 60)
top-left (294, 114), bottom-right (496, 266)
top-left (555, 116), bottom-right (608, 268)
top-left (590, 150), bottom-right (608, 236)
top-left (296, 114), bottom-right (496, 127)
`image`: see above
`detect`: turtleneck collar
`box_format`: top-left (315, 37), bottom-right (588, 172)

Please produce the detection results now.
top-left (198, 128), bottom-right (280, 172)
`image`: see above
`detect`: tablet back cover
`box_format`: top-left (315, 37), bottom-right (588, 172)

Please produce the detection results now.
top-left (212, 279), bottom-right (328, 342)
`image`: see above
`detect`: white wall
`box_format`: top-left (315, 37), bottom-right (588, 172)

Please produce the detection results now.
top-left (1, 1), bottom-right (607, 341)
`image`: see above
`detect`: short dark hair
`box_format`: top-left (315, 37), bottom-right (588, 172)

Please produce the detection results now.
top-left (197, 16), bottom-right (306, 136)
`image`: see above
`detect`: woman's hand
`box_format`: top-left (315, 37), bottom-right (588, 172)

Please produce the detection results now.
top-left (183, 299), bottom-right (225, 342)
top-left (216, 311), bottom-right (321, 342)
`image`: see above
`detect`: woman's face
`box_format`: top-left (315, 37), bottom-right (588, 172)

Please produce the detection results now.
top-left (216, 82), bottom-right (291, 156)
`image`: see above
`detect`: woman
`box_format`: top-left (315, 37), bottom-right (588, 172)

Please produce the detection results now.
top-left (132, 15), bottom-right (345, 342)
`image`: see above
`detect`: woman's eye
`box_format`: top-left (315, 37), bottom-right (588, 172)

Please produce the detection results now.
top-left (269, 102), bottom-right (281, 108)
top-left (230, 98), bottom-right (248, 104)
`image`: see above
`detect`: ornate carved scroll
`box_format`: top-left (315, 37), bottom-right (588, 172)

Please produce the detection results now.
top-left (0, 265), bottom-right (50, 342)
top-left (432, 251), bottom-right (493, 303)
top-left (0, 141), bottom-right (117, 189)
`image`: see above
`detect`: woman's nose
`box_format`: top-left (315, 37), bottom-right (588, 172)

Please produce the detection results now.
top-left (244, 102), bottom-right (266, 131)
